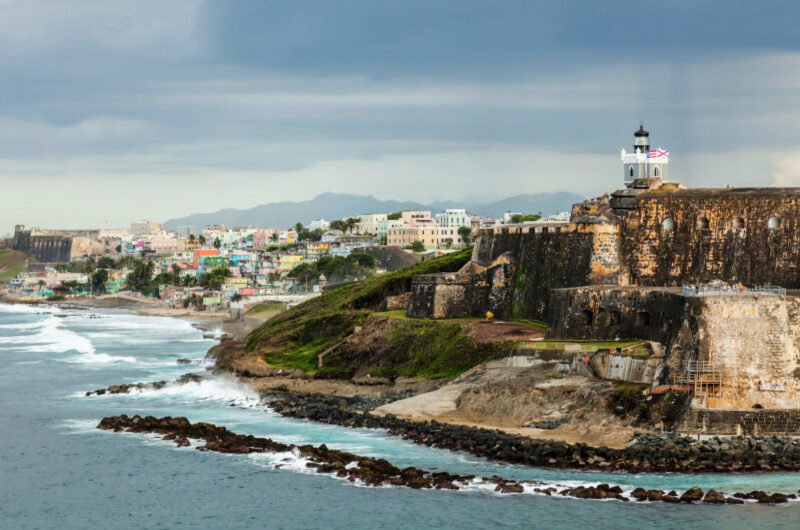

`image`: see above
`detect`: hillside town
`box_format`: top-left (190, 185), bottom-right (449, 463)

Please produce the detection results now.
top-left (0, 208), bottom-right (568, 312)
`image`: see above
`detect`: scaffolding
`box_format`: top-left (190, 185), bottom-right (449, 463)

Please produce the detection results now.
top-left (671, 360), bottom-right (727, 405)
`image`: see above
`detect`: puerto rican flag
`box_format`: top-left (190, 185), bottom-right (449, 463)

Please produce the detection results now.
top-left (647, 149), bottom-right (669, 158)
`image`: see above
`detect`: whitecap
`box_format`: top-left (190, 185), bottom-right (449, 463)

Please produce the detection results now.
top-left (66, 351), bottom-right (138, 364)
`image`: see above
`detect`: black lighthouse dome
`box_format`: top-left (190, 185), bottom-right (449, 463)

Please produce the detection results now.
top-left (633, 124), bottom-right (650, 152)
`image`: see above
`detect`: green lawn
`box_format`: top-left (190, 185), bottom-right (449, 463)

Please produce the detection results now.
top-left (0, 250), bottom-right (27, 282)
top-left (246, 302), bottom-right (286, 317)
top-left (525, 340), bottom-right (650, 355)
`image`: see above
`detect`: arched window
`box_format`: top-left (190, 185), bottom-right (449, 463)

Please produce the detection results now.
top-left (732, 217), bottom-right (745, 230)
top-left (661, 218), bottom-right (675, 231)
top-left (654, 166), bottom-right (659, 177)
top-left (629, 167), bottom-right (634, 178)
top-left (768, 216), bottom-right (781, 229)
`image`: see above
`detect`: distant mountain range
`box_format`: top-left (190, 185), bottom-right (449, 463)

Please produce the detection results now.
top-left (164, 192), bottom-right (584, 230)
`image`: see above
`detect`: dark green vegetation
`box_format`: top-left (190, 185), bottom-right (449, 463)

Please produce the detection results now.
top-left (246, 248), bottom-right (481, 379)
top-left (509, 214), bottom-right (541, 223)
top-left (321, 319), bottom-right (512, 380)
top-left (0, 249), bottom-right (27, 282)
top-left (289, 253), bottom-right (377, 287)
top-left (607, 382), bottom-right (690, 429)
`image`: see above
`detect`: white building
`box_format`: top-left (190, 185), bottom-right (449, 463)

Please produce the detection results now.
top-left (308, 219), bottom-right (331, 231)
top-left (621, 124), bottom-right (669, 187)
top-left (176, 225), bottom-right (196, 238)
top-left (376, 218), bottom-right (403, 238)
top-left (435, 209), bottom-right (470, 229)
top-left (546, 211), bottom-right (571, 222)
top-left (356, 214), bottom-right (388, 236)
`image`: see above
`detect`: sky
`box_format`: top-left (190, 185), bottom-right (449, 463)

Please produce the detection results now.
top-left (3, 0), bottom-right (800, 234)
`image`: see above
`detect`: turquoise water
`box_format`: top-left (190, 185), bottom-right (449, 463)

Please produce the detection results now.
top-left (0, 303), bottom-right (798, 529)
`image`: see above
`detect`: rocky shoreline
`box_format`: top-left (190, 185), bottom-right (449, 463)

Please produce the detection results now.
top-left (265, 392), bottom-right (800, 474)
top-left (97, 414), bottom-right (796, 504)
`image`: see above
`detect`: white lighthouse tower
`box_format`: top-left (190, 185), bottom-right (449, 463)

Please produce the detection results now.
top-left (621, 125), bottom-right (669, 188)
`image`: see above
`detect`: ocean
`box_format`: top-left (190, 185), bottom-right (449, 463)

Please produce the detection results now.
top-left (1, 302), bottom-right (798, 529)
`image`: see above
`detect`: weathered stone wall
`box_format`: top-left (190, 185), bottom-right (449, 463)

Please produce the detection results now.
top-left (546, 286), bottom-right (690, 347)
top-left (12, 229), bottom-right (72, 263)
top-left (679, 408), bottom-right (800, 436)
top-left (697, 297), bottom-right (800, 409)
top-left (614, 188), bottom-right (800, 287)
top-left (406, 273), bottom-right (471, 319)
top-left (406, 256), bottom-right (517, 319)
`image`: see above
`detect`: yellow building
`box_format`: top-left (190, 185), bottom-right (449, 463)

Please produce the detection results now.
top-left (278, 254), bottom-right (304, 271)
top-left (386, 226), bottom-right (439, 249)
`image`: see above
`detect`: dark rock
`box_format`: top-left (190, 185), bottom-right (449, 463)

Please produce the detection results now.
top-left (703, 489), bottom-right (725, 504)
top-left (681, 487), bottom-right (704, 503)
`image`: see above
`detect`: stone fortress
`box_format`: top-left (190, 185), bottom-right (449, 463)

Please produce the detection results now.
top-left (11, 225), bottom-right (122, 263)
top-left (407, 126), bottom-right (800, 431)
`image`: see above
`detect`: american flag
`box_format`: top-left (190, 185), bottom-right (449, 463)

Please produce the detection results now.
top-left (647, 149), bottom-right (669, 158)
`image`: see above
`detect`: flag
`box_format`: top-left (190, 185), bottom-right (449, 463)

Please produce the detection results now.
top-left (647, 149), bottom-right (669, 158)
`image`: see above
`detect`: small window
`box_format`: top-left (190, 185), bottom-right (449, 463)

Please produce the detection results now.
top-left (661, 218), bottom-right (675, 230)
top-left (732, 218), bottom-right (745, 230)
top-left (629, 167), bottom-right (634, 178)
top-left (654, 166), bottom-right (659, 177)
top-left (696, 218), bottom-right (710, 230)
top-left (768, 217), bottom-right (781, 229)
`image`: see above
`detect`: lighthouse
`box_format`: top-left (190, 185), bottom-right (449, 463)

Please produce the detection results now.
top-left (621, 124), bottom-right (669, 188)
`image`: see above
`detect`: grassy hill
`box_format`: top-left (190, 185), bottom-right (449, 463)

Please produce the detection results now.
top-left (240, 248), bottom-right (495, 378)
top-left (0, 250), bottom-right (27, 282)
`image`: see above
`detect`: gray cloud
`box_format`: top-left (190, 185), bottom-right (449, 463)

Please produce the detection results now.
top-left (1, 1), bottom-right (800, 234)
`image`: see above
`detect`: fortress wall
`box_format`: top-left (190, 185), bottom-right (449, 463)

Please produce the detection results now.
top-left (13, 228), bottom-right (72, 263)
top-left (617, 190), bottom-right (800, 287)
top-left (546, 286), bottom-right (689, 346)
top-left (698, 297), bottom-right (800, 409)
top-left (679, 408), bottom-right (800, 436)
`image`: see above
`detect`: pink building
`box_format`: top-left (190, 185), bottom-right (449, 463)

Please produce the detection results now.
top-left (253, 228), bottom-right (279, 248)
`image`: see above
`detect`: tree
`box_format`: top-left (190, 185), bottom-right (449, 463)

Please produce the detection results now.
top-left (444, 238), bottom-right (453, 249)
top-left (270, 232), bottom-right (279, 243)
top-left (213, 237), bottom-right (221, 249)
top-left (387, 212), bottom-right (402, 220)
top-left (231, 292), bottom-right (242, 302)
top-left (410, 241), bottom-right (426, 252)
top-left (91, 269), bottom-right (109, 294)
top-left (329, 219), bottom-right (346, 232)
top-left (125, 260), bottom-right (155, 294)
top-left (37, 279), bottom-right (46, 292)
top-left (97, 256), bottom-right (116, 269)
top-left (188, 234), bottom-right (196, 243)
top-left (458, 226), bottom-right (472, 246)
top-left (171, 264), bottom-right (182, 281)
top-left (510, 213), bottom-right (541, 224)
top-left (115, 244), bottom-right (122, 253)
top-left (198, 235), bottom-right (206, 246)
top-left (345, 217), bottom-right (359, 233)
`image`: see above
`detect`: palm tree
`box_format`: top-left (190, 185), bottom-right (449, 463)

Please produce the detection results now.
top-left (198, 235), bottom-right (206, 247)
top-left (188, 234), bottom-right (196, 243)
top-left (213, 237), bottom-right (221, 249)
top-left (270, 233), bottom-right (279, 243)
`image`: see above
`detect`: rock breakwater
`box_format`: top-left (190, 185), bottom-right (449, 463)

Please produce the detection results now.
top-left (266, 393), bottom-right (800, 474)
top-left (97, 415), bottom-right (796, 504)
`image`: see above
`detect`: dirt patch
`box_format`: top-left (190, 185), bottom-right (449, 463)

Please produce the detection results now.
top-left (465, 321), bottom-right (544, 344)
top-left (376, 362), bottom-right (636, 449)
